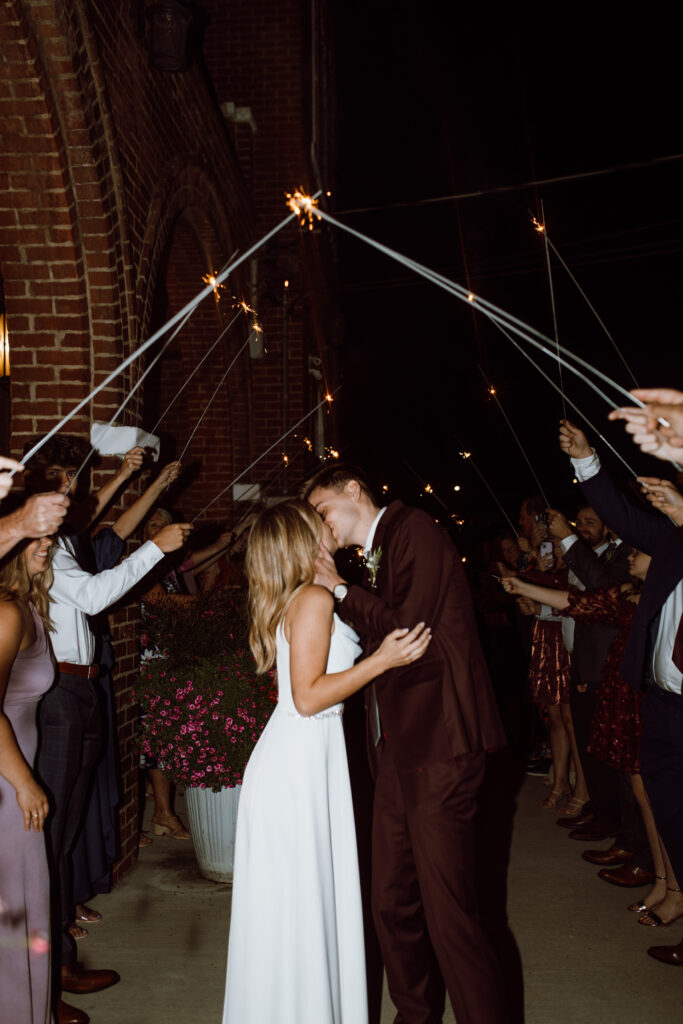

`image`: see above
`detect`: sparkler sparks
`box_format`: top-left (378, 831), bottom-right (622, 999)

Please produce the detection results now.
top-left (532, 217), bottom-right (545, 234)
top-left (203, 272), bottom-right (226, 298)
top-left (424, 484), bottom-right (433, 494)
top-left (236, 299), bottom-right (256, 314)
top-left (286, 189), bottom-right (321, 230)
top-left (459, 451), bottom-right (472, 460)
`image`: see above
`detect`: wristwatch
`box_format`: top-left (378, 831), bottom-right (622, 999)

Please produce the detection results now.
top-left (333, 583), bottom-right (348, 603)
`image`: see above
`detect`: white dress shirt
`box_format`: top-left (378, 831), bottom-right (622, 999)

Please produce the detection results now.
top-left (571, 449), bottom-right (683, 695)
top-left (363, 507), bottom-right (387, 558)
top-left (50, 535), bottom-right (165, 664)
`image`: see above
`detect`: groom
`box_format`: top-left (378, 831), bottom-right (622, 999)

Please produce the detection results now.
top-left (305, 465), bottom-right (507, 1024)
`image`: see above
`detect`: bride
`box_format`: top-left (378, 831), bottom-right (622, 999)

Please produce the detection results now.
top-left (222, 499), bottom-right (431, 1024)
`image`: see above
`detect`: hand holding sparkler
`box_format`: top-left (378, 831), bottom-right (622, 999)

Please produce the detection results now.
top-left (638, 476), bottom-right (683, 526)
top-left (152, 522), bottom-right (193, 553)
top-left (609, 388), bottom-right (683, 462)
top-left (546, 508), bottom-right (575, 541)
top-left (0, 456), bottom-right (24, 500)
top-left (558, 420), bottom-right (592, 460)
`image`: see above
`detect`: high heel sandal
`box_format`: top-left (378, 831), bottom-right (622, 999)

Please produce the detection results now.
top-left (556, 795), bottom-right (588, 817)
top-left (540, 787), bottom-right (569, 810)
top-left (628, 876), bottom-right (666, 913)
top-left (638, 887), bottom-right (683, 927)
top-left (152, 813), bottom-right (191, 840)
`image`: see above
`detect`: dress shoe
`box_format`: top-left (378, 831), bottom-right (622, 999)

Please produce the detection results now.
top-left (556, 808), bottom-right (595, 830)
top-left (597, 863), bottom-right (656, 888)
top-left (582, 843), bottom-right (633, 866)
top-left (648, 938), bottom-right (683, 965)
top-left (61, 961), bottom-right (120, 994)
top-left (57, 1000), bottom-right (90, 1024)
top-left (568, 822), bottom-right (617, 841)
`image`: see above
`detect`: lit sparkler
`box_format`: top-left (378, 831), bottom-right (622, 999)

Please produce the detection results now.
top-left (203, 272), bottom-right (226, 298)
top-left (532, 217), bottom-right (545, 234)
top-left (286, 189), bottom-right (321, 231)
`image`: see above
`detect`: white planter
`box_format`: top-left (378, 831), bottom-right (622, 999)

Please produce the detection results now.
top-left (185, 784), bottom-right (241, 884)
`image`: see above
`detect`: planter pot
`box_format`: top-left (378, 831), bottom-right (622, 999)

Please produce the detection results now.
top-left (185, 784), bottom-right (241, 884)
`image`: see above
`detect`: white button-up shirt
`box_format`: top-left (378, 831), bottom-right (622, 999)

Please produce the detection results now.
top-left (50, 535), bottom-right (164, 664)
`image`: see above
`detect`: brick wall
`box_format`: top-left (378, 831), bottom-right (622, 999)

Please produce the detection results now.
top-left (0, 0), bottom-right (337, 882)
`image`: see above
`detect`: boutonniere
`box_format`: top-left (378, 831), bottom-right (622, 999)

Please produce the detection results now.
top-left (365, 546), bottom-right (383, 589)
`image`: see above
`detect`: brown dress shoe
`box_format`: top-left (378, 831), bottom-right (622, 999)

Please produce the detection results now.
top-left (582, 844), bottom-right (634, 866)
top-left (556, 809), bottom-right (595, 830)
top-left (56, 1000), bottom-right (90, 1024)
top-left (598, 863), bottom-right (656, 887)
top-left (648, 938), bottom-right (683, 965)
top-left (61, 961), bottom-right (120, 994)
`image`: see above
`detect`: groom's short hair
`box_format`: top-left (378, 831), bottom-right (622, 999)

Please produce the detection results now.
top-left (301, 463), bottom-right (378, 506)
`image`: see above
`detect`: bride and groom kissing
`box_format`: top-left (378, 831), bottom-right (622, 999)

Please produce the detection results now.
top-left (222, 464), bottom-right (509, 1024)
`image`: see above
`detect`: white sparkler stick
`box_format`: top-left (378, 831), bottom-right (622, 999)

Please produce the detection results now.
top-left (191, 388), bottom-right (339, 523)
top-left (477, 365), bottom-right (551, 506)
top-left (17, 203), bottom-right (310, 473)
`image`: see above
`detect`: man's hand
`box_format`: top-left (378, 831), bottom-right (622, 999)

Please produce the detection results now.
top-left (546, 507), bottom-right (574, 541)
top-left (559, 420), bottom-right (592, 459)
top-left (152, 523), bottom-right (193, 553)
top-left (313, 542), bottom-right (344, 592)
top-left (0, 456), bottom-right (24, 501)
top-left (14, 493), bottom-right (69, 536)
top-left (119, 446), bottom-right (146, 480)
top-left (638, 476), bottom-right (683, 526)
top-left (153, 460), bottom-right (181, 491)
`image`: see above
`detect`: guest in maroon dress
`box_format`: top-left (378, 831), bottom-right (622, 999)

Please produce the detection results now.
top-left (0, 537), bottom-right (57, 1024)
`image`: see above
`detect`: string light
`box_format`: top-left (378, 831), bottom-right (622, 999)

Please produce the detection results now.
top-left (286, 189), bottom-right (321, 231)
top-left (453, 485), bottom-right (461, 491)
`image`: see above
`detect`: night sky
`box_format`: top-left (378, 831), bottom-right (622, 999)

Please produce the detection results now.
top-left (330, 4), bottom-right (683, 544)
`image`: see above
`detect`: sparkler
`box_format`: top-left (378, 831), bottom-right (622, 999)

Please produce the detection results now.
top-left (478, 365), bottom-right (551, 506)
top-left (17, 202), bottom-right (316, 475)
top-left (288, 198), bottom-right (663, 435)
top-left (192, 387), bottom-right (340, 524)
top-left (286, 189), bottom-right (321, 231)
top-left (457, 448), bottom-right (519, 536)
top-left (535, 201), bottom-right (567, 419)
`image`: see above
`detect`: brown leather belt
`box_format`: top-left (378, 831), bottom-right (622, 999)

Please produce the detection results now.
top-left (58, 661), bottom-right (99, 679)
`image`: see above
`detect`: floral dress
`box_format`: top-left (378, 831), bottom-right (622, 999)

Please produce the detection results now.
top-left (565, 585), bottom-right (641, 772)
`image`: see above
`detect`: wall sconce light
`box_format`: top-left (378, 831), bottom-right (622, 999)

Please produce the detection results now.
top-left (0, 307), bottom-right (10, 379)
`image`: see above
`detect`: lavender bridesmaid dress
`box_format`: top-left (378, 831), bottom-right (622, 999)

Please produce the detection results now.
top-left (0, 604), bottom-right (55, 1023)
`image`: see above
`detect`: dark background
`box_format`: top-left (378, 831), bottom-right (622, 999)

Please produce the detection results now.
top-left (330, 3), bottom-right (683, 544)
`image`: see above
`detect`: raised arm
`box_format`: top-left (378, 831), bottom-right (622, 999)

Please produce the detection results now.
top-left (0, 603), bottom-right (50, 831)
top-left (559, 420), bottom-right (676, 555)
top-left (288, 586), bottom-right (431, 716)
top-left (0, 493), bottom-right (69, 558)
top-left (51, 523), bottom-right (191, 615)
top-left (89, 446), bottom-right (145, 522)
top-left (111, 461), bottom-right (181, 540)
top-left (501, 576), bottom-right (569, 611)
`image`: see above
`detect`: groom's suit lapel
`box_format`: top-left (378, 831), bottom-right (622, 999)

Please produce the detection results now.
top-left (363, 502), bottom-right (401, 594)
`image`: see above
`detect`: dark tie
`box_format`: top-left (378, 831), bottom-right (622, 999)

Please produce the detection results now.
top-left (673, 613), bottom-right (683, 673)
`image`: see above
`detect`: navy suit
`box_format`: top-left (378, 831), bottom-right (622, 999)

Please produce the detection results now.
top-left (578, 466), bottom-right (683, 879)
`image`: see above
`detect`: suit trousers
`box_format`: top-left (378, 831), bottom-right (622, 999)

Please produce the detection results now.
top-left (641, 685), bottom-right (683, 883)
top-left (371, 742), bottom-right (507, 1024)
top-left (570, 676), bottom-right (620, 826)
top-left (36, 673), bottom-right (104, 968)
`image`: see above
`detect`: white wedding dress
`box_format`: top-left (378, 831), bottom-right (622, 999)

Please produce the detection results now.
top-left (222, 614), bottom-right (368, 1024)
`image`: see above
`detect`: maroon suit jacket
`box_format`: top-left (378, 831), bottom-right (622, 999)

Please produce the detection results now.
top-left (340, 501), bottom-right (506, 771)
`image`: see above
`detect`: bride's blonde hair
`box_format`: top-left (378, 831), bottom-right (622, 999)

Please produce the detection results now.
top-left (246, 499), bottom-right (322, 673)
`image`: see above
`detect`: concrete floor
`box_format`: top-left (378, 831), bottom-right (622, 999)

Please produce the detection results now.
top-left (70, 767), bottom-right (683, 1024)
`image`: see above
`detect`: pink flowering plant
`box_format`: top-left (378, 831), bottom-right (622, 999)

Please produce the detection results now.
top-left (135, 588), bottom-right (276, 792)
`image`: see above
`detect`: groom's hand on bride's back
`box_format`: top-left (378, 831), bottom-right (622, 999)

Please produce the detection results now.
top-left (376, 623), bottom-right (432, 670)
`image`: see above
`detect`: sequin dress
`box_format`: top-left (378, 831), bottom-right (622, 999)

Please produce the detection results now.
top-left (0, 604), bottom-right (55, 1024)
top-left (222, 613), bottom-right (368, 1024)
top-left (566, 585), bottom-right (641, 772)
top-left (527, 618), bottom-right (571, 706)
